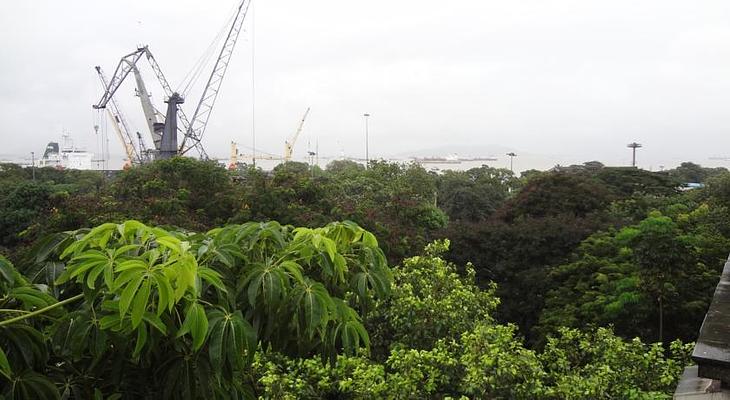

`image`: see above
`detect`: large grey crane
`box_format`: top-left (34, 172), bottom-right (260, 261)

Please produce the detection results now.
top-left (93, 0), bottom-right (252, 161)
top-left (93, 46), bottom-right (194, 159)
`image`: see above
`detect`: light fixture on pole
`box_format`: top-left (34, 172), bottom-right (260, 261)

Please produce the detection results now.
top-left (506, 152), bottom-right (517, 172)
top-left (627, 142), bottom-right (642, 167)
top-left (363, 113), bottom-right (370, 168)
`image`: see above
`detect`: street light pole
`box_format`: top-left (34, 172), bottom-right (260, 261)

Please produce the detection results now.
top-left (363, 113), bottom-right (370, 168)
top-left (506, 152), bottom-right (516, 173)
top-left (627, 142), bottom-right (642, 167)
top-left (31, 151), bottom-right (35, 181)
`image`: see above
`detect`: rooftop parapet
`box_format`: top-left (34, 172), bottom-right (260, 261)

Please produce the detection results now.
top-left (692, 256), bottom-right (730, 385)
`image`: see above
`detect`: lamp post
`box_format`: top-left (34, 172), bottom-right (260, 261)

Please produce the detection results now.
top-left (506, 152), bottom-right (517, 173)
top-left (31, 151), bottom-right (35, 181)
top-left (627, 142), bottom-right (642, 167)
top-left (363, 113), bottom-right (370, 168)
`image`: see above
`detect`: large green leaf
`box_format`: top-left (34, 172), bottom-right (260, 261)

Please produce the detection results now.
top-left (177, 303), bottom-right (209, 351)
top-left (4, 370), bottom-right (60, 400)
top-left (208, 310), bottom-right (257, 372)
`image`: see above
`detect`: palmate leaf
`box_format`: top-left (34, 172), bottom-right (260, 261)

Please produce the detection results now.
top-left (208, 310), bottom-right (257, 372)
top-left (176, 303), bottom-right (209, 351)
top-left (119, 274), bottom-right (145, 323)
top-left (51, 309), bottom-right (108, 362)
top-left (8, 286), bottom-right (59, 313)
top-left (56, 250), bottom-right (107, 285)
top-left (350, 268), bottom-right (392, 301)
top-left (113, 258), bottom-right (183, 326)
top-left (3, 370), bottom-right (60, 400)
top-left (157, 351), bottom-right (214, 400)
top-left (0, 324), bottom-right (47, 370)
top-left (198, 267), bottom-right (226, 292)
top-left (327, 299), bottom-right (370, 356)
top-left (242, 265), bottom-right (288, 308)
top-left (131, 279), bottom-right (151, 327)
top-left (291, 281), bottom-right (334, 338)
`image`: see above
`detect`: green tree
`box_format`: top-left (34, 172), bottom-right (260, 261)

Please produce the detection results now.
top-left (498, 173), bottom-right (614, 221)
top-left (110, 157), bottom-right (241, 230)
top-left (539, 209), bottom-right (727, 344)
top-left (0, 219), bottom-right (390, 398)
top-left (666, 162), bottom-right (727, 184)
top-left (249, 242), bottom-right (692, 399)
top-left (437, 166), bottom-right (515, 221)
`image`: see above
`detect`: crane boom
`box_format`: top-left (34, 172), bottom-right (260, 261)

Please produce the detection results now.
top-left (284, 107), bottom-right (310, 162)
top-left (93, 49), bottom-right (146, 110)
top-left (95, 66), bottom-right (144, 165)
top-left (131, 64), bottom-right (161, 149)
top-left (94, 46), bottom-right (206, 159)
top-left (180, 0), bottom-right (252, 157)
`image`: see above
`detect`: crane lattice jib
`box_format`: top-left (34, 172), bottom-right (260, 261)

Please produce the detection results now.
top-left (93, 49), bottom-right (146, 110)
top-left (180, 0), bottom-right (252, 157)
top-left (95, 66), bottom-right (144, 164)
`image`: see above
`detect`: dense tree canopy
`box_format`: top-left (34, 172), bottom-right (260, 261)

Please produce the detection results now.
top-left (1, 158), bottom-right (729, 398)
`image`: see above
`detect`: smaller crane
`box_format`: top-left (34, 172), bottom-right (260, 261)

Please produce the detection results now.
top-left (95, 66), bottom-right (144, 165)
top-left (284, 108), bottom-right (310, 162)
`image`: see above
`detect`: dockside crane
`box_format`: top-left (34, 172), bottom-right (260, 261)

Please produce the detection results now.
top-left (93, 0), bottom-right (252, 161)
top-left (284, 108), bottom-right (310, 162)
top-left (94, 66), bottom-right (145, 165)
top-left (93, 46), bottom-right (190, 159)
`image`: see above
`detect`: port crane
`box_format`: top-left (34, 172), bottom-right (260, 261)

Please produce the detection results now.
top-left (284, 108), bottom-right (310, 162)
top-left (228, 141), bottom-right (282, 169)
top-left (94, 66), bottom-right (145, 165)
top-left (228, 109), bottom-right (312, 168)
top-left (93, 0), bottom-right (252, 160)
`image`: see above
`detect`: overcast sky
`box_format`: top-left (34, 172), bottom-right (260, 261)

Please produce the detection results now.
top-left (2, 0), bottom-right (730, 170)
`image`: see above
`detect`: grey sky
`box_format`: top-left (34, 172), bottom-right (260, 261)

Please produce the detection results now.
top-left (2, 0), bottom-right (730, 170)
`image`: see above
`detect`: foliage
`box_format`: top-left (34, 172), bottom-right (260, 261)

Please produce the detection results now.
top-left (368, 239), bottom-right (498, 354)
top-left (2, 158), bottom-right (728, 398)
top-left (437, 166), bottom-right (516, 221)
top-left (664, 162), bottom-right (727, 184)
top-left (539, 208), bottom-right (728, 343)
top-left (0, 182), bottom-right (53, 246)
top-left (539, 327), bottom-right (693, 399)
top-left (110, 157), bottom-right (241, 230)
top-left (498, 173), bottom-right (614, 220)
top-left (595, 167), bottom-right (680, 197)
top-left (233, 162), bottom-right (334, 228)
top-left (443, 213), bottom-right (610, 343)
top-left (0, 219), bottom-right (390, 398)
top-left (250, 243), bottom-right (691, 399)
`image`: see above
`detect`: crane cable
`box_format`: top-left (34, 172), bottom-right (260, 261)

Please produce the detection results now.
top-left (237, 143), bottom-right (279, 159)
top-left (176, 2), bottom-right (240, 97)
